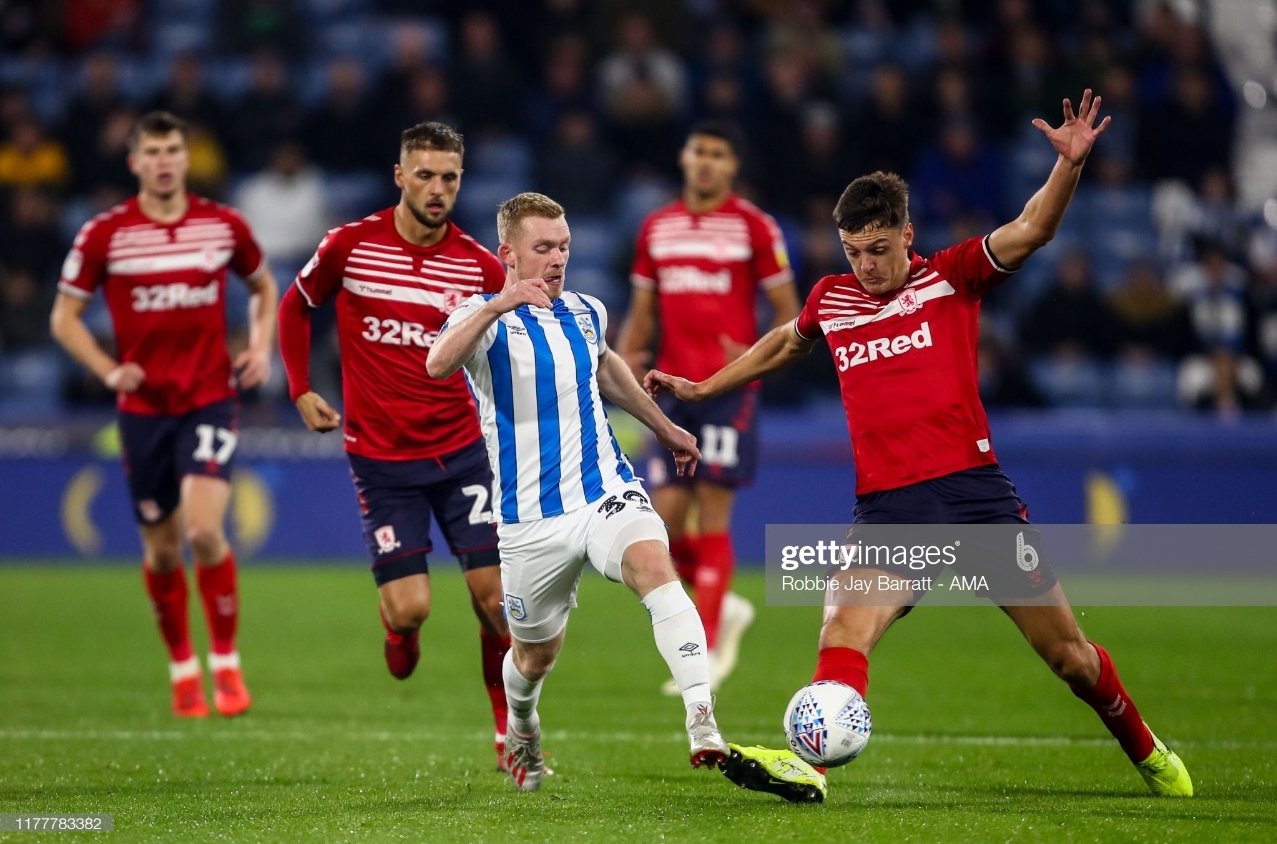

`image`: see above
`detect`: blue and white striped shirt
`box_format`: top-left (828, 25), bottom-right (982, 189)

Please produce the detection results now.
top-left (441, 290), bottom-right (636, 524)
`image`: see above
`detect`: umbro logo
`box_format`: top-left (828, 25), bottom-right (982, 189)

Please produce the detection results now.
top-left (678, 642), bottom-right (701, 657)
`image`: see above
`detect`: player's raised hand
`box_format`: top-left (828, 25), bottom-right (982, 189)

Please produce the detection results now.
top-left (234, 345), bottom-right (272, 390)
top-left (295, 391), bottom-right (341, 433)
top-left (656, 423), bottom-right (701, 477)
top-left (492, 277), bottom-right (553, 312)
top-left (644, 369), bottom-right (704, 402)
top-left (1032, 88), bottom-right (1110, 165)
top-left (103, 361), bottom-right (145, 393)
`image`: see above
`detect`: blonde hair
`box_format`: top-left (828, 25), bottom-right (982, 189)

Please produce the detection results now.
top-left (497, 192), bottom-right (565, 243)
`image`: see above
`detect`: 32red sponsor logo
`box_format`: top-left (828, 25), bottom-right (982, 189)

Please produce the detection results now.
top-left (834, 321), bottom-right (933, 371)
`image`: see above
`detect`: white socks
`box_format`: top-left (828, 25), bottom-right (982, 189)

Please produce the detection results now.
top-left (502, 649), bottom-right (544, 735)
top-left (641, 580), bottom-right (712, 713)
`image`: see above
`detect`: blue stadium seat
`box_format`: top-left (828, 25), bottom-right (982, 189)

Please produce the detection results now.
top-left (563, 215), bottom-right (621, 271)
top-left (468, 135), bottom-right (532, 183)
top-left (1029, 356), bottom-right (1106, 408)
top-left (613, 177), bottom-right (677, 235)
top-left (1108, 358), bottom-right (1179, 409)
top-left (0, 350), bottom-right (64, 419)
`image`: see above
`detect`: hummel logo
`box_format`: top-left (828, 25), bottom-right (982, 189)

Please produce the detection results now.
top-left (678, 642), bottom-right (701, 657)
top-left (1103, 694), bottom-right (1127, 718)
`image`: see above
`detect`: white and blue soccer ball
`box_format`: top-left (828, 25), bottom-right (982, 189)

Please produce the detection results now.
top-left (783, 680), bottom-right (872, 767)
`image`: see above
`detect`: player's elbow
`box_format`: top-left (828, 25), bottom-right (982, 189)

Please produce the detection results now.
top-left (425, 347), bottom-right (455, 379)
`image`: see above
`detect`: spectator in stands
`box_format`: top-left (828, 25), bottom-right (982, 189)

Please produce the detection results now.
top-left (597, 11), bottom-right (687, 173)
top-left (0, 188), bottom-right (63, 284)
top-left (217, 0), bottom-right (307, 59)
top-left (1108, 260), bottom-right (1195, 362)
top-left (535, 110), bottom-right (615, 216)
top-left (855, 63), bottom-right (924, 179)
top-left (1020, 252), bottom-right (1117, 360)
top-left (451, 10), bottom-right (522, 135)
top-left (524, 34), bottom-right (593, 139)
top-left (911, 117), bottom-right (1006, 230)
top-left (147, 53), bottom-right (225, 137)
top-left (233, 141), bottom-right (331, 268)
top-left (0, 267), bottom-right (52, 350)
top-left (0, 115), bottom-right (69, 191)
top-left (304, 57), bottom-right (382, 174)
top-left (224, 50), bottom-right (304, 173)
top-left (62, 52), bottom-right (127, 185)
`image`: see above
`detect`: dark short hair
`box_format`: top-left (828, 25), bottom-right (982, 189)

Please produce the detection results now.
top-left (400, 121), bottom-right (465, 157)
top-left (833, 171), bottom-right (910, 233)
top-left (686, 120), bottom-right (742, 156)
top-left (129, 111), bottom-right (187, 150)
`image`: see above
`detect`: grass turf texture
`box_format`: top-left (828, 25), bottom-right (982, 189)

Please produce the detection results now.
top-left (1, 564), bottom-right (1275, 842)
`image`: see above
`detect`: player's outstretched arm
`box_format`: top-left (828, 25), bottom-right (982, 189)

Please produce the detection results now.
top-left (235, 267), bottom-right (280, 390)
top-left (988, 88), bottom-right (1110, 271)
top-left (597, 348), bottom-right (700, 477)
top-left (427, 277), bottom-right (552, 378)
top-left (50, 292), bottom-right (144, 393)
top-left (645, 319), bottom-right (816, 403)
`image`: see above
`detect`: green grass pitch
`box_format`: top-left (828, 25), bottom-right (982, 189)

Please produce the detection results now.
top-left (2, 564), bottom-right (1275, 842)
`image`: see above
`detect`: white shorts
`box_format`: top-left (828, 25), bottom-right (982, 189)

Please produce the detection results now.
top-left (498, 482), bottom-right (668, 643)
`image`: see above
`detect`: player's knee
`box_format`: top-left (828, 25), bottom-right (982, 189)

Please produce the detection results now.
top-left (514, 647), bottom-right (556, 680)
top-left (184, 522), bottom-right (226, 562)
top-left (1043, 640), bottom-right (1095, 685)
top-left (621, 542), bottom-right (677, 595)
top-left (145, 546), bottom-right (184, 572)
top-left (384, 598), bottom-right (430, 631)
top-left (475, 594), bottom-right (506, 633)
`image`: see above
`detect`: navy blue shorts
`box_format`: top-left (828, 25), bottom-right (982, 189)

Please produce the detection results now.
top-left (348, 439), bottom-right (500, 586)
top-left (851, 465), bottom-right (1056, 600)
top-left (645, 386), bottom-right (759, 488)
top-left (118, 399), bottom-right (238, 526)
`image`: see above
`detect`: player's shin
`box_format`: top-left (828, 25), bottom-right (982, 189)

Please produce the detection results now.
top-left (1070, 642), bottom-right (1155, 761)
top-left (642, 580), bottom-right (712, 713)
top-left (196, 550), bottom-right (239, 655)
top-left (502, 649), bottom-right (544, 735)
top-left (693, 533), bottom-right (733, 650)
top-left (481, 629), bottom-right (511, 738)
top-left (143, 564), bottom-right (194, 663)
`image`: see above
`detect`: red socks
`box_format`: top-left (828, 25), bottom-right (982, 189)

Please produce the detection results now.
top-left (694, 533), bottom-right (733, 650)
top-left (812, 646), bottom-right (869, 697)
top-left (196, 551), bottom-right (239, 656)
top-left (1070, 642), bottom-right (1155, 762)
top-left (143, 565), bottom-right (193, 662)
top-left (669, 536), bottom-right (698, 585)
top-left (481, 629), bottom-right (511, 736)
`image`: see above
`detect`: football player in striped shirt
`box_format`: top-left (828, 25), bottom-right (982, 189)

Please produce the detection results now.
top-left (278, 123), bottom-right (518, 770)
top-left (51, 111), bottom-right (278, 718)
top-left (429, 193), bottom-right (729, 791)
top-left (647, 90), bottom-right (1191, 800)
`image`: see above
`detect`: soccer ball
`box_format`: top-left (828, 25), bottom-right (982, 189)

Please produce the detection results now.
top-left (783, 681), bottom-right (872, 767)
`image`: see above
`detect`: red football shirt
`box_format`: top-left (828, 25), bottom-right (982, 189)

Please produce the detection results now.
top-left (631, 194), bottom-right (792, 381)
top-left (58, 195), bottom-right (266, 415)
top-left (292, 211), bottom-right (505, 460)
top-left (795, 235), bottom-right (1014, 495)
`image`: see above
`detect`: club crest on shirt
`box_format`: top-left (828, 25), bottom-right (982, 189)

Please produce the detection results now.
top-left (576, 314), bottom-right (597, 344)
top-left (373, 524), bottom-right (401, 555)
top-left (443, 290), bottom-right (464, 312)
top-left (896, 288), bottom-right (921, 315)
top-left (505, 594), bottom-right (527, 621)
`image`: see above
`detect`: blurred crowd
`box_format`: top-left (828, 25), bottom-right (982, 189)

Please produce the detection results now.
top-left (1, 0), bottom-right (1276, 419)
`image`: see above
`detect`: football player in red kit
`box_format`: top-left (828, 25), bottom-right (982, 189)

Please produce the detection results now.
top-left (278, 122), bottom-right (516, 769)
top-left (648, 91), bottom-right (1192, 800)
top-left (51, 111), bottom-right (278, 718)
